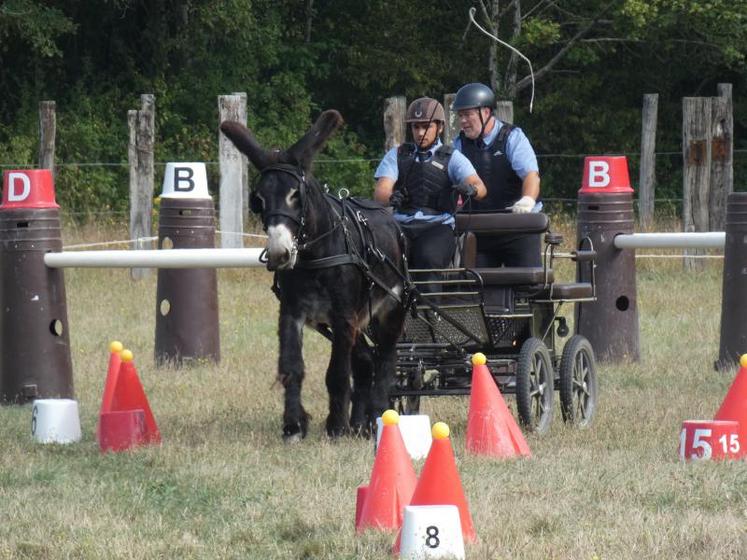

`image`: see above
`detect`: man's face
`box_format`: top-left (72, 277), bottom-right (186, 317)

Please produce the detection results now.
top-left (411, 121), bottom-right (441, 148)
top-left (457, 107), bottom-right (491, 140)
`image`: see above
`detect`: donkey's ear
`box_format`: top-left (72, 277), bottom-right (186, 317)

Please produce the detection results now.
top-left (219, 121), bottom-right (279, 170)
top-left (286, 110), bottom-right (344, 170)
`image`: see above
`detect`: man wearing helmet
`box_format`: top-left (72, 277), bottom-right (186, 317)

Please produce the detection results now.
top-left (374, 96), bottom-right (486, 276)
top-left (452, 82), bottom-right (542, 267)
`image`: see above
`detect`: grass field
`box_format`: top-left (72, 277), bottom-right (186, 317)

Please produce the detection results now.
top-left (0, 221), bottom-right (745, 559)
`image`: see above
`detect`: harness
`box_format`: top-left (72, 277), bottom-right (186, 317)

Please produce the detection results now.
top-left (252, 164), bottom-right (410, 307)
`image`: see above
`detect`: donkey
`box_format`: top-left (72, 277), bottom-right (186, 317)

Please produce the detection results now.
top-left (220, 111), bottom-right (408, 441)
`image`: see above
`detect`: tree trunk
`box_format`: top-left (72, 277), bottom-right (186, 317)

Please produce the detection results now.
top-left (128, 95), bottom-right (156, 280)
top-left (38, 101), bottom-right (56, 178)
top-left (709, 84), bottom-right (733, 231)
top-left (218, 94), bottom-right (246, 248)
top-left (682, 96), bottom-right (711, 270)
top-left (638, 94), bottom-right (658, 229)
top-left (383, 96), bottom-right (406, 151)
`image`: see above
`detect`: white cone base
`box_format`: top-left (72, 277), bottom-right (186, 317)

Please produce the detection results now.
top-left (400, 505), bottom-right (465, 559)
top-left (376, 415), bottom-right (432, 460)
top-left (161, 162), bottom-right (211, 199)
top-left (31, 399), bottom-right (82, 444)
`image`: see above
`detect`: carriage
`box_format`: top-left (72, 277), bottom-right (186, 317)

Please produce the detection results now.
top-left (222, 110), bottom-right (599, 440)
top-left (389, 211), bottom-right (599, 434)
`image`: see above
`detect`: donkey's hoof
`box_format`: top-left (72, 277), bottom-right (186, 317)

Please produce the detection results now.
top-left (283, 432), bottom-right (304, 444)
top-left (325, 418), bottom-right (350, 439)
top-left (282, 421), bottom-right (307, 443)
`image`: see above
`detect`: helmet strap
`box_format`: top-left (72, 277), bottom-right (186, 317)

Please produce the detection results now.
top-left (478, 108), bottom-right (493, 141)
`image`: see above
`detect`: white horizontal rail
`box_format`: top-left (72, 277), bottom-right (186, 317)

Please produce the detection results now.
top-left (44, 248), bottom-right (265, 269)
top-left (614, 232), bottom-right (725, 249)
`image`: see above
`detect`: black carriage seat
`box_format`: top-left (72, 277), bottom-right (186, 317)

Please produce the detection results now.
top-left (453, 211), bottom-right (595, 308)
top-left (454, 213), bottom-right (553, 314)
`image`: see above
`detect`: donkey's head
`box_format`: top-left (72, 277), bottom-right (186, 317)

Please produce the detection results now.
top-left (220, 111), bottom-right (343, 271)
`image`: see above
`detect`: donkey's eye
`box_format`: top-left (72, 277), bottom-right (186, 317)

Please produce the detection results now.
top-left (285, 188), bottom-right (300, 206)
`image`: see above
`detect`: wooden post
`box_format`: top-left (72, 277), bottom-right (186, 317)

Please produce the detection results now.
top-left (128, 94), bottom-right (156, 280)
top-left (638, 94), bottom-right (658, 230)
top-left (495, 100), bottom-right (514, 124)
top-left (383, 96), bottom-right (406, 151)
top-left (710, 84), bottom-right (733, 231)
top-left (218, 94), bottom-right (245, 248)
top-left (443, 93), bottom-right (458, 145)
top-left (38, 101), bottom-right (56, 177)
top-left (232, 92), bottom-right (249, 222)
top-left (682, 97), bottom-right (711, 270)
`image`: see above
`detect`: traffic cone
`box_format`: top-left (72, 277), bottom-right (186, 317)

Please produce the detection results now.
top-left (97, 340), bottom-right (124, 440)
top-left (714, 354), bottom-right (747, 457)
top-left (109, 349), bottom-right (161, 444)
top-left (393, 422), bottom-right (475, 552)
top-left (356, 410), bottom-right (417, 532)
top-left (466, 352), bottom-right (531, 458)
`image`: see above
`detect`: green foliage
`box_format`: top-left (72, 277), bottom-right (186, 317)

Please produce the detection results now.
top-left (0, 0), bottom-right (744, 212)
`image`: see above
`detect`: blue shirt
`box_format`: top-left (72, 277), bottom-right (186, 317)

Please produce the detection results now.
top-left (375, 139), bottom-right (477, 226)
top-left (453, 119), bottom-right (539, 179)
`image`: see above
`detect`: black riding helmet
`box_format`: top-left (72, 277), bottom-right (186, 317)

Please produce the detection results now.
top-left (452, 83), bottom-right (495, 111)
top-left (452, 83), bottom-right (496, 139)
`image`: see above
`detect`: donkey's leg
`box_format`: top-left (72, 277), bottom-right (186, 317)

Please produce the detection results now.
top-left (278, 309), bottom-right (310, 442)
top-left (325, 321), bottom-right (356, 438)
top-left (370, 309), bottom-right (406, 426)
top-left (350, 335), bottom-right (374, 437)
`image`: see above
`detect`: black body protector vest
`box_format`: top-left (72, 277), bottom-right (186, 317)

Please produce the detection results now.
top-left (459, 123), bottom-right (523, 212)
top-left (394, 143), bottom-right (456, 214)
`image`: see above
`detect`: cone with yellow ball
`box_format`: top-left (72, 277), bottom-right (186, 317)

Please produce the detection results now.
top-left (98, 348), bottom-right (161, 452)
top-left (466, 352), bottom-right (531, 459)
top-left (713, 353), bottom-right (747, 458)
top-left (356, 409), bottom-right (417, 532)
top-left (393, 421), bottom-right (475, 552)
top-left (97, 340), bottom-right (124, 441)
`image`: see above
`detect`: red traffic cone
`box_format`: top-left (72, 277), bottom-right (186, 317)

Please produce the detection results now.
top-left (97, 341), bottom-right (124, 440)
top-left (466, 352), bottom-right (531, 458)
top-left (393, 422), bottom-right (475, 552)
top-left (356, 410), bottom-right (417, 533)
top-left (110, 349), bottom-right (161, 444)
top-left (99, 409), bottom-right (147, 452)
top-left (714, 354), bottom-right (747, 457)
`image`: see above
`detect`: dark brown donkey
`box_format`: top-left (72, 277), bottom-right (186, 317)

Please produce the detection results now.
top-left (220, 111), bottom-right (407, 441)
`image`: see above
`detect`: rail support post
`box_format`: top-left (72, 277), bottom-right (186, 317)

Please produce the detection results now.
top-left (575, 156), bottom-right (640, 362)
top-left (154, 163), bottom-right (220, 366)
top-left (0, 170), bottom-right (74, 403)
top-left (717, 193), bottom-right (747, 370)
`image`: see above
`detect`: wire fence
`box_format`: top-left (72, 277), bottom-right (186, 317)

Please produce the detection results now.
top-left (3, 149), bottom-right (744, 224)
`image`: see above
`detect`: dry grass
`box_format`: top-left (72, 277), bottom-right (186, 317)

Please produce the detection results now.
top-left (0, 221), bottom-right (745, 559)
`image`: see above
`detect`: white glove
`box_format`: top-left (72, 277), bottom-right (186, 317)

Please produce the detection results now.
top-left (510, 195), bottom-right (536, 214)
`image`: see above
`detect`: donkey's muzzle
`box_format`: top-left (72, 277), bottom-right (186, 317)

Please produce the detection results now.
top-left (266, 248), bottom-right (296, 271)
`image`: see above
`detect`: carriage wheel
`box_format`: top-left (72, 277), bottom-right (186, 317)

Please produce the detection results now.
top-left (515, 337), bottom-right (554, 434)
top-left (559, 335), bottom-right (597, 427)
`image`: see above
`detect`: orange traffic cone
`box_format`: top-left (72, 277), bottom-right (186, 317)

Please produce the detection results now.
top-left (356, 410), bottom-right (417, 532)
top-left (714, 354), bottom-right (747, 457)
top-left (466, 352), bottom-right (531, 458)
top-left (393, 422), bottom-right (475, 552)
top-left (109, 349), bottom-right (161, 444)
top-left (97, 340), bottom-right (124, 440)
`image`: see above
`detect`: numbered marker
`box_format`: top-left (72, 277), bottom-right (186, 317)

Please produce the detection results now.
top-left (679, 420), bottom-right (741, 461)
top-left (31, 405), bottom-right (39, 436)
top-left (400, 505), bottom-right (464, 559)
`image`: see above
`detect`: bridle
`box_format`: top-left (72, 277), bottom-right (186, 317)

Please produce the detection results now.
top-left (254, 164), bottom-right (308, 232)
top-left (252, 163), bottom-right (343, 257)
